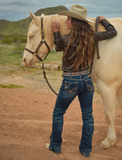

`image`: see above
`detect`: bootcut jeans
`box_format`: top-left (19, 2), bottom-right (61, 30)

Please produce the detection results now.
top-left (49, 71), bottom-right (94, 156)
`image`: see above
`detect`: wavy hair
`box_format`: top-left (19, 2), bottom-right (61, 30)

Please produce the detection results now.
top-left (63, 17), bottom-right (95, 70)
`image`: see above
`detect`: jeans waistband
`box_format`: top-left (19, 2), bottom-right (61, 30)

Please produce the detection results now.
top-left (63, 70), bottom-right (89, 76)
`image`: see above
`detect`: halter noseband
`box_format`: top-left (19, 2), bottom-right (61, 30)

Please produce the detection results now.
top-left (25, 17), bottom-right (50, 62)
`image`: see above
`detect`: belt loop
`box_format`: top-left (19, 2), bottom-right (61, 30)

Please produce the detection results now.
top-left (87, 70), bottom-right (89, 74)
top-left (70, 72), bottom-right (72, 77)
top-left (79, 71), bottom-right (81, 77)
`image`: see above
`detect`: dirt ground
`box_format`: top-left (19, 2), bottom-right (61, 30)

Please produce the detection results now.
top-left (0, 74), bottom-right (122, 160)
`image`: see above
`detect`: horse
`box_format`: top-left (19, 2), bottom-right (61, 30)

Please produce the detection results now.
top-left (22, 12), bottom-right (122, 150)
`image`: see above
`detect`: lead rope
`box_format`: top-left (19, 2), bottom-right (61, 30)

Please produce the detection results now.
top-left (41, 17), bottom-right (58, 96)
top-left (95, 16), bottom-right (100, 59)
top-left (42, 63), bottom-right (58, 96)
top-left (90, 16), bottom-right (100, 73)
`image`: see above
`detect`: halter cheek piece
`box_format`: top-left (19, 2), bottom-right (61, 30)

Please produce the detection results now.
top-left (25, 17), bottom-right (50, 62)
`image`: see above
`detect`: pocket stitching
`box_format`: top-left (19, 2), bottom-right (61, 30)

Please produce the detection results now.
top-left (85, 79), bottom-right (94, 91)
top-left (65, 81), bottom-right (78, 94)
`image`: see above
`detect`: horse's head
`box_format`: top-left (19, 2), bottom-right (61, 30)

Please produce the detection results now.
top-left (22, 12), bottom-right (54, 67)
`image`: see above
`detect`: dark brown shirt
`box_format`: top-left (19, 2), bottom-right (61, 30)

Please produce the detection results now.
top-left (54, 19), bottom-right (117, 72)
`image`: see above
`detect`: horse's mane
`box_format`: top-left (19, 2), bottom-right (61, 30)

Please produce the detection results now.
top-left (28, 13), bottom-right (122, 40)
top-left (42, 14), bottom-right (69, 36)
top-left (43, 14), bottom-right (122, 34)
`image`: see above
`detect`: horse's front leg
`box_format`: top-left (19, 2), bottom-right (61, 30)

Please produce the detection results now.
top-left (96, 79), bottom-right (116, 149)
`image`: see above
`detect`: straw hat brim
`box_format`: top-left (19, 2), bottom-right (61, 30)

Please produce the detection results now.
top-left (58, 10), bottom-right (95, 23)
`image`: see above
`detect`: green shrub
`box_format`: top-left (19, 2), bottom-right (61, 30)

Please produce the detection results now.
top-left (1, 38), bottom-right (12, 44)
top-left (0, 84), bottom-right (24, 88)
top-left (0, 34), bottom-right (27, 44)
top-left (20, 37), bottom-right (27, 43)
top-left (12, 36), bottom-right (18, 43)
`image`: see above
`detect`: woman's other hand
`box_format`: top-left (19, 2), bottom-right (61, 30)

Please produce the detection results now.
top-left (99, 16), bottom-right (106, 22)
top-left (51, 21), bottom-right (60, 32)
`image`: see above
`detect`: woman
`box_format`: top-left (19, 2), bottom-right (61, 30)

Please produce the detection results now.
top-left (46, 4), bottom-right (117, 157)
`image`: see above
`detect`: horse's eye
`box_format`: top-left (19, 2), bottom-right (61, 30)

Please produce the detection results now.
top-left (29, 36), bottom-right (33, 39)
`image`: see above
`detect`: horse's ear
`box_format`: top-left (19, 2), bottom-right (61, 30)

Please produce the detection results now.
top-left (41, 13), bottom-right (44, 17)
top-left (29, 12), bottom-right (39, 25)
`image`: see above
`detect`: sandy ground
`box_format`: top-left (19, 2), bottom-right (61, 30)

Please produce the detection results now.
top-left (0, 74), bottom-right (122, 160)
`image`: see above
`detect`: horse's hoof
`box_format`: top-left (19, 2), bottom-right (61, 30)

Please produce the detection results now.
top-left (99, 137), bottom-right (116, 150)
top-left (99, 143), bottom-right (109, 150)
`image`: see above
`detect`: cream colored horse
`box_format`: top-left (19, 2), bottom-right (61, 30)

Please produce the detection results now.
top-left (22, 12), bottom-right (122, 150)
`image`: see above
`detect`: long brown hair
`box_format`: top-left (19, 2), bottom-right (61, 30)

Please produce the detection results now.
top-left (63, 17), bottom-right (95, 70)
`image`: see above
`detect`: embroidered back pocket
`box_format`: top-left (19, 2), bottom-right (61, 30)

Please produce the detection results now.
top-left (65, 81), bottom-right (78, 94)
top-left (85, 79), bottom-right (94, 91)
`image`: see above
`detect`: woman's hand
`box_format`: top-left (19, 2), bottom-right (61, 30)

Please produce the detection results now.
top-left (99, 16), bottom-right (106, 22)
top-left (51, 21), bottom-right (60, 32)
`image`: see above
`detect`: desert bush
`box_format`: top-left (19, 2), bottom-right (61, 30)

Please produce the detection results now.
top-left (19, 36), bottom-right (27, 43)
top-left (12, 36), bottom-right (18, 43)
top-left (0, 34), bottom-right (27, 44)
top-left (1, 38), bottom-right (12, 44)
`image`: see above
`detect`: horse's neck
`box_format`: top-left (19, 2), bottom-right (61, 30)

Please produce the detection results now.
top-left (46, 15), bottom-right (69, 36)
top-left (43, 15), bottom-right (69, 50)
top-left (57, 16), bottom-right (69, 35)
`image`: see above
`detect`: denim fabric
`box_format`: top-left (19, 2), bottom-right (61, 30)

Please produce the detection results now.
top-left (49, 72), bottom-right (94, 155)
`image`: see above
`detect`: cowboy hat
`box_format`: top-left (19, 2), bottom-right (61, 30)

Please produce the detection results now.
top-left (58, 4), bottom-right (95, 23)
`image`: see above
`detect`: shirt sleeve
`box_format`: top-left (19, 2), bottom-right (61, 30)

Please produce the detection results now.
top-left (94, 19), bottom-right (117, 42)
top-left (53, 31), bottom-right (66, 52)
